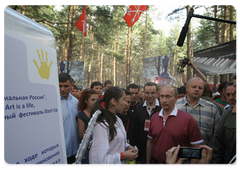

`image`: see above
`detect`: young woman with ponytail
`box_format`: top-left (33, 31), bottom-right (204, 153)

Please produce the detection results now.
top-left (89, 86), bottom-right (138, 164)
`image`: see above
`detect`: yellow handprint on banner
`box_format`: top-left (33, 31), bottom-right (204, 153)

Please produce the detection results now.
top-left (33, 49), bottom-right (53, 80)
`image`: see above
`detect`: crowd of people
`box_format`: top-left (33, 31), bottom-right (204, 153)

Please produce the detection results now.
top-left (58, 61), bottom-right (236, 164)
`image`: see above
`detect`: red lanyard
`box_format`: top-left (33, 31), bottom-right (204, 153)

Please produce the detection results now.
top-left (126, 118), bottom-right (129, 133)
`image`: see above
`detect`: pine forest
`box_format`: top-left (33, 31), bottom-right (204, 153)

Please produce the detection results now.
top-left (8, 5), bottom-right (237, 89)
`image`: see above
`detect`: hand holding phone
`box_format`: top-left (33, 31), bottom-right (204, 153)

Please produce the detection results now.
top-left (178, 147), bottom-right (203, 159)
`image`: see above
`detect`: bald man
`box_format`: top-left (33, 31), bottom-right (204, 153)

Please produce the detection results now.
top-left (176, 77), bottom-right (220, 146)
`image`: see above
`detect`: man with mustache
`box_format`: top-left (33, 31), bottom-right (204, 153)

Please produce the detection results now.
top-left (224, 81), bottom-right (236, 110)
top-left (211, 75), bottom-right (236, 164)
top-left (176, 77), bottom-right (220, 146)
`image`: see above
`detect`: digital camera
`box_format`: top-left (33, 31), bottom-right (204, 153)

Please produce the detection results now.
top-left (181, 57), bottom-right (190, 68)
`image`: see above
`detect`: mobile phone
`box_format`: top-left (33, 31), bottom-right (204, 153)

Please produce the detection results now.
top-left (178, 147), bottom-right (202, 159)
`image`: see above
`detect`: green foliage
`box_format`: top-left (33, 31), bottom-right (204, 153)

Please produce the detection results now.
top-left (8, 5), bottom-right (236, 87)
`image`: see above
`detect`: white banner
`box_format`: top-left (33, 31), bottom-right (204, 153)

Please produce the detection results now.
top-left (4, 13), bottom-right (66, 164)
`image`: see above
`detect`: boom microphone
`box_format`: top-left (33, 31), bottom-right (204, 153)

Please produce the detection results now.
top-left (177, 25), bottom-right (189, 47)
top-left (177, 8), bottom-right (194, 47)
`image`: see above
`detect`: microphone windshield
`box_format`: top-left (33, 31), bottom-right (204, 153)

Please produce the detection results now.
top-left (177, 26), bottom-right (189, 47)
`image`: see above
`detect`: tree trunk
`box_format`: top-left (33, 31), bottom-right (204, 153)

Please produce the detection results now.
top-left (138, 20), bottom-right (144, 85)
top-left (114, 23), bottom-right (120, 86)
top-left (20, 5), bottom-right (25, 15)
top-left (214, 5), bottom-right (219, 45)
top-left (125, 27), bottom-right (130, 87)
top-left (64, 6), bottom-right (71, 62)
top-left (129, 26), bottom-right (133, 85)
top-left (229, 6), bottom-right (233, 41)
top-left (144, 12), bottom-right (148, 59)
top-left (97, 43), bottom-right (101, 82)
top-left (221, 5), bottom-right (228, 43)
top-left (65, 4), bottom-right (71, 73)
top-left (100, 46), bottom-right (104, 83)
top-left (228, 5), bottom-right (234, 81)
top-left (113, 54), bottom-right (116, 86)
top-left (114, 18), bottom-right (120, 86)
top-left (117, 27), bottom-right (120, 86)
top-left (213, 5), bottom-right (219, 92)
top-left (68, 5), bottom-right (76, 60)
top-left (220, 5), bottom-right (228, 83)
top-left (186, 5), bottom-right (192, 81)
top-left (88, 6), bottom-right (93, 85)
top-left (172, 32), bottom-right (179, 76)
top-left (121, 65), bottom-right (124, 88)
top-left (59, 38), bottom-right (64, 61)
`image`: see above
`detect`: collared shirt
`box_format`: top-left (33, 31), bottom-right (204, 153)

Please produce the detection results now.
top-left (176, 96), bottom-right (220, 145)
top-left (147, 105), bottom-right (203, 163)
top-left (158, 105), bottom-right (178, 126)
top-left (224, 104), bottom-right (231, 110)
top-left (61, 93), bottom-right (80, 158)
top-left (143, 99), bottom-right (160, 116)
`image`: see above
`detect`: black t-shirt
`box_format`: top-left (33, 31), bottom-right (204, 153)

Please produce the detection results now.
top-left (77, 111), bottom-right (90, 130)
top-left (117, 112), bottom-right (135, 146)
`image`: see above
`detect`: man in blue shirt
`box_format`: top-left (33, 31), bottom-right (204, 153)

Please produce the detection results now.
top-left (59, 73), bottom-right (80, 164)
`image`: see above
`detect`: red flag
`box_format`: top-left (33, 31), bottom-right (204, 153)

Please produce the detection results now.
top-left (75, 5), bottom-right (87, 37)
top-left (124, 5), bottom-right (148, 27)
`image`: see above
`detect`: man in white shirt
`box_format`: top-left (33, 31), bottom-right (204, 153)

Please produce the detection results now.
top-left (134, 82), bottom-right (161, 163)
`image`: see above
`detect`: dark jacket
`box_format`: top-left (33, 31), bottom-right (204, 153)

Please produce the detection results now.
top-left (134, 101), bottom-right (161, 160)
top-left (210, 106), bottom-right (236, 163)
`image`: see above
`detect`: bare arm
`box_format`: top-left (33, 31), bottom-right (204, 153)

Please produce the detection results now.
top-left (146, 138), bottom-right (153, 164)
top-left (179, 60), bottom-right (188, 88)
top-left (77, 118), bottom-right (86, 140)
top-left (189, 61), bottom-right (207, 82)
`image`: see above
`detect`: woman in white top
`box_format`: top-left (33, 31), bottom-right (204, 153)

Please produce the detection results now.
top-left (89, 87), bottom-right (138, 164)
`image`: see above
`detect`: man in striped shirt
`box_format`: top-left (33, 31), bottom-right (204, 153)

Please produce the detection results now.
top-left (176, 77), bottom-right (220, 146)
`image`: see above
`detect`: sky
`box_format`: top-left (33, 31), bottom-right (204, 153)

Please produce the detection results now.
top-left (55, 4), bottom-right (207, 37)
top-left (3, 3), bottom-right (236, 42)
top-left (149, 5), bottom-right (208, 36)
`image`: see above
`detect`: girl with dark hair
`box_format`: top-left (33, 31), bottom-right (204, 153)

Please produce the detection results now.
top-left (89, 86), bottom-right (138, 164)
top-left (77, 88), bottom-right (99, 164)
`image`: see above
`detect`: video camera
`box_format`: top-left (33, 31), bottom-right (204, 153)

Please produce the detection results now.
top-left (180, 57), bottom-right (190, 68)
top-left (177, 57), bottom-right (191, 74)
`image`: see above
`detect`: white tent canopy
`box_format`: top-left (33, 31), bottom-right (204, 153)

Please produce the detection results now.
top-left (193, 40), bottom-right (236, 76)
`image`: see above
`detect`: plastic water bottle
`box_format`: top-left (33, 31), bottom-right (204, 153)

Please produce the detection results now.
top-left (126, 146), bottom-right (138, 164)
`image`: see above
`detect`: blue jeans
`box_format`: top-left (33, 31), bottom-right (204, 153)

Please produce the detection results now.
top-left (81, 149), bottom-right (89, 164)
